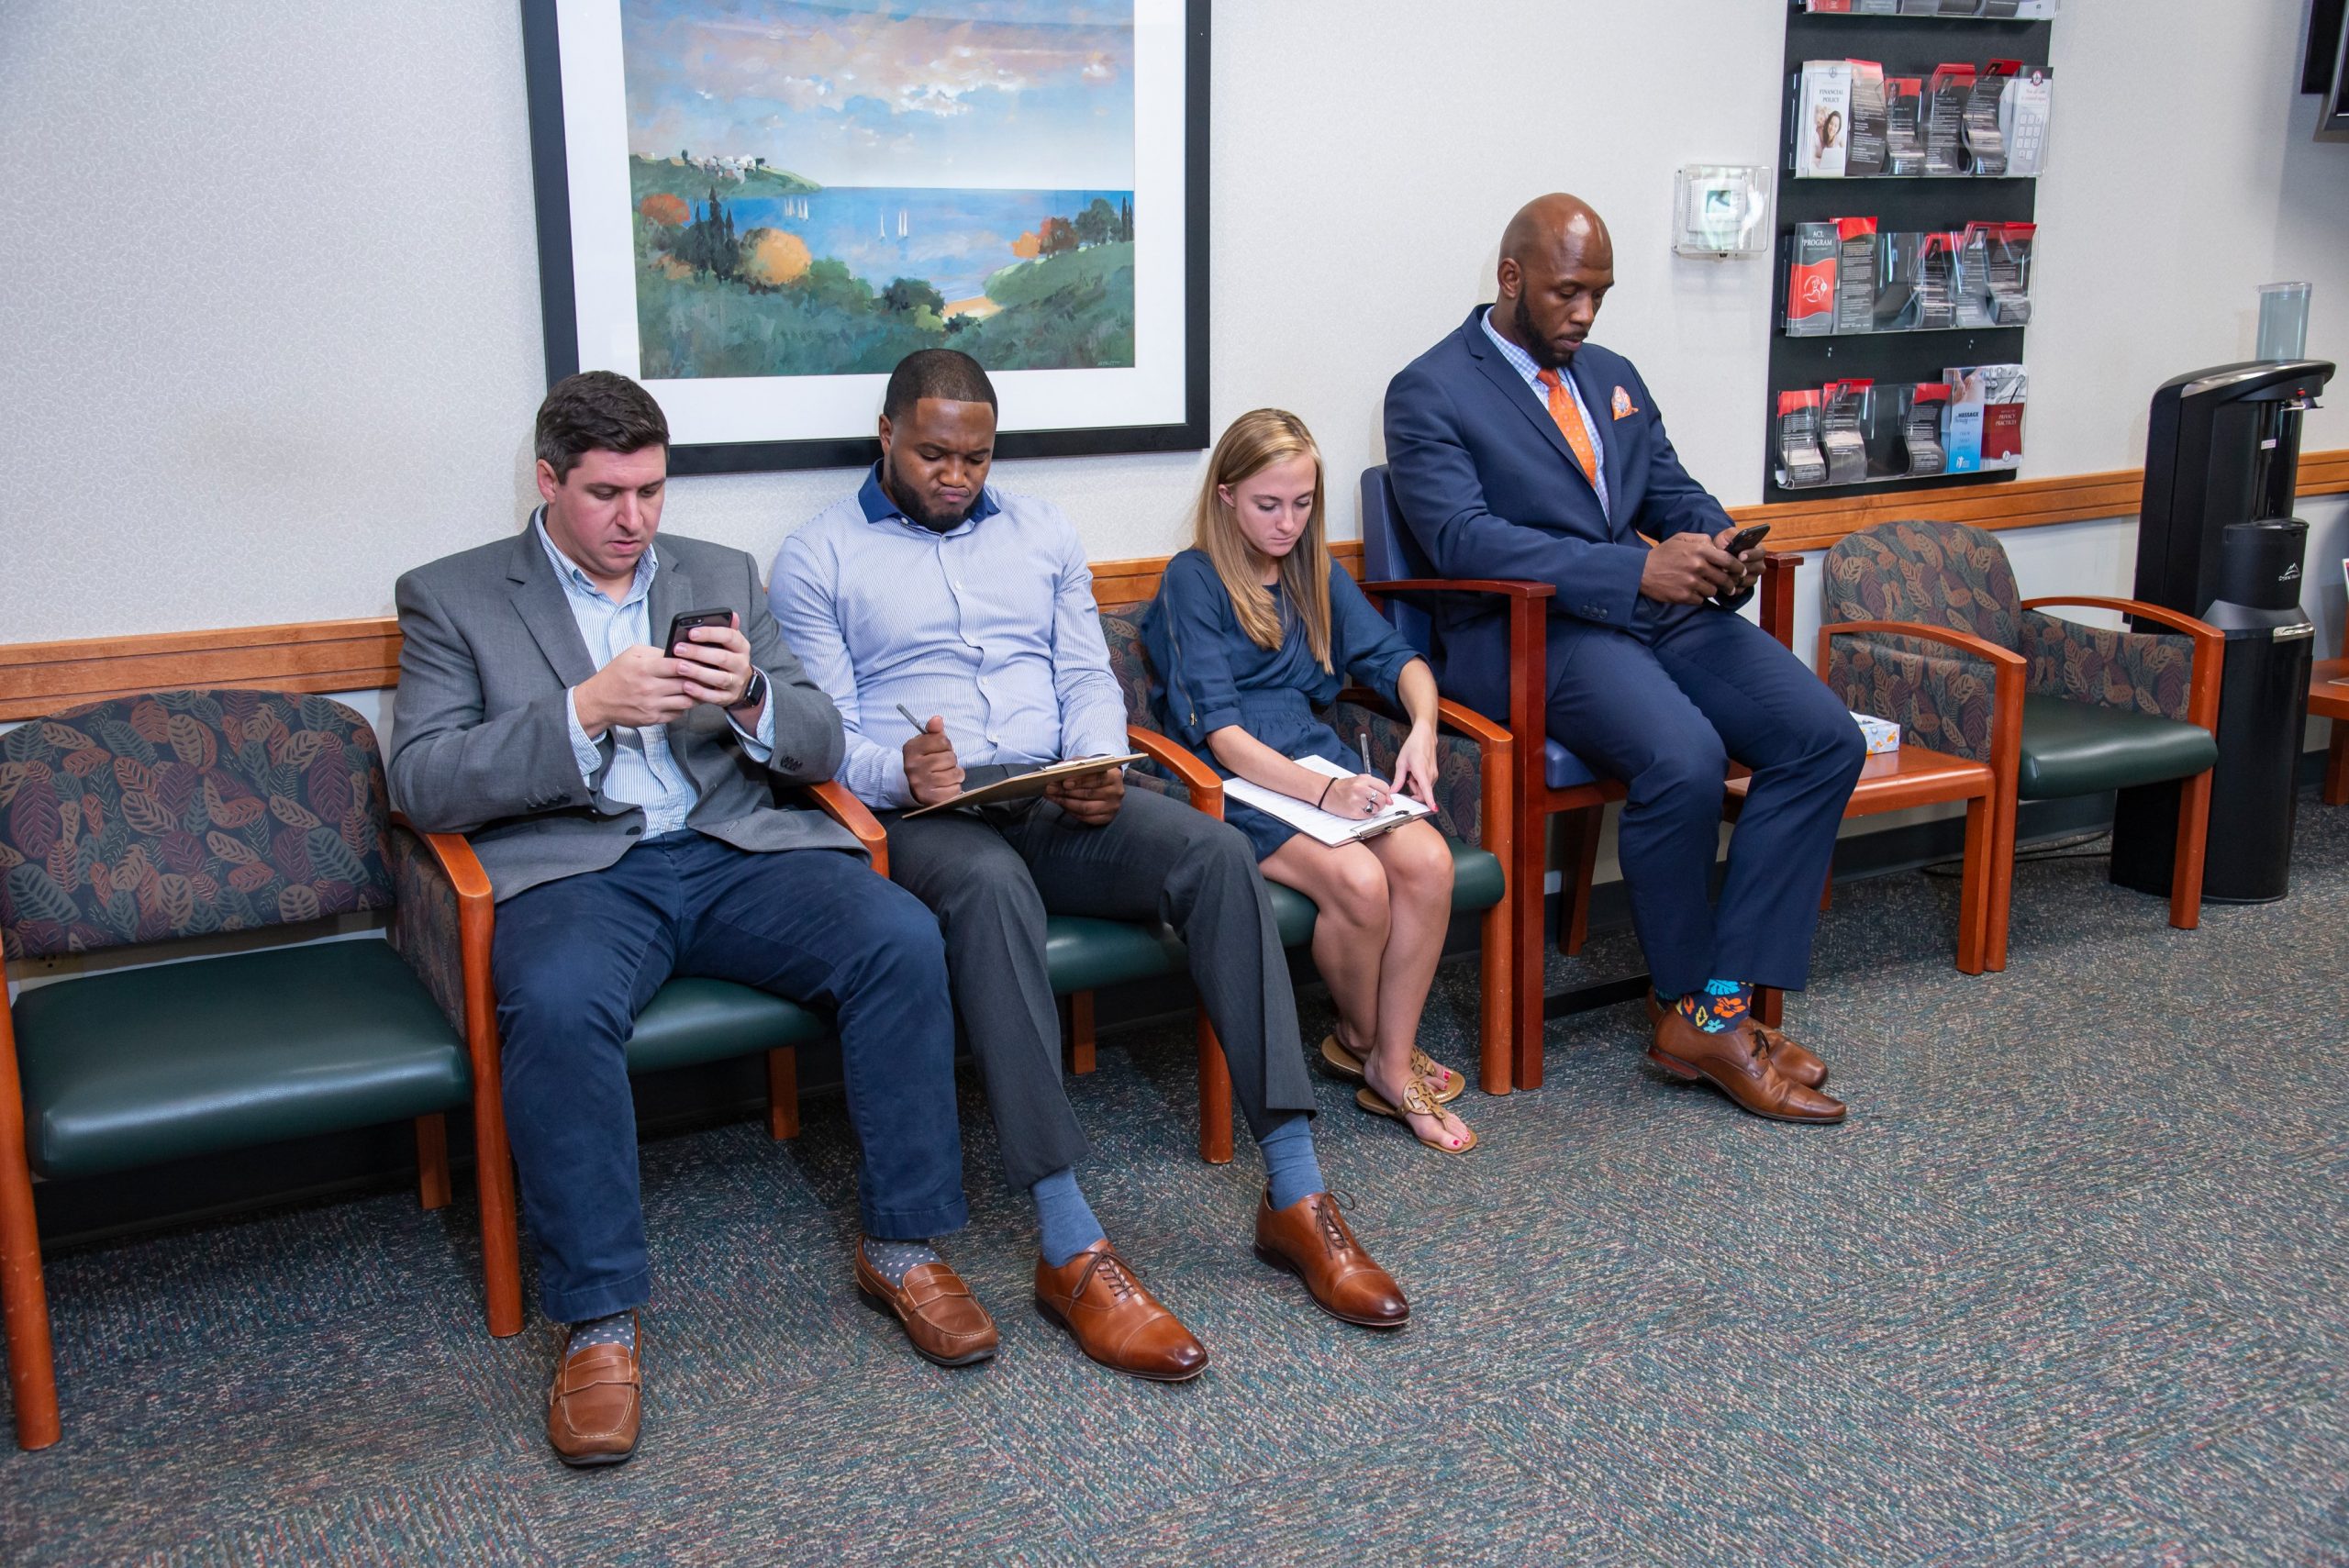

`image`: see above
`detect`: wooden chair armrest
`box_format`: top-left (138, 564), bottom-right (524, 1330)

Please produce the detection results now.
top-left (1126, 725), bottom-right (1223, 820)
top-left (391, 811), bottom-right (495, 906)
top-left (1817, 619), bottom-right (2027, 672)
top-left (388, 811), bottom-right (500, 1092)
top-left (803, 779), bottom-right (889, 877)
top-left (1817, 620), bottom-right (2026, 773)
top-left (2019, 596), bottom-right (2225, 730)
top-left (1362, 578), bottom-right (1555, 601)
top-left (1331, 685), bottom-right (1512, 759)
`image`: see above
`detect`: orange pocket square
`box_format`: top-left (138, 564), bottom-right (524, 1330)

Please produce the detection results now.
top-left (1611, 385), bottom-right (1639, 420)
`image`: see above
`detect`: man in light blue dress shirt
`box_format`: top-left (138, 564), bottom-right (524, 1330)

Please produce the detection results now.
top-left (389, 373), bottom-right (981, 1466)
top-left (773, 351), bottom-right (1409, 1383)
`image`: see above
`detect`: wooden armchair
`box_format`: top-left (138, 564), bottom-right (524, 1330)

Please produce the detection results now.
top-left (1819, 520), bottom-right (2223, 969)
top-left (1742, 554), bottom-right (2002, 1026)
top-left (0, 690), bottom-right (501, 1448)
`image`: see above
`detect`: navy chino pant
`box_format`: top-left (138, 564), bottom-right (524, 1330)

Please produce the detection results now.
top-left (1545, 604), bottom-right (1867, 999)
top-left (489, 831), bottom-right (966, 1323)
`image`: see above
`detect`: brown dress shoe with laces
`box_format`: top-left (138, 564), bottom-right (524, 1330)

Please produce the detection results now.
top-left (854, 1241), bottom-right (999, 1368)
top-left (547, 1315), bottom-right (641, 1467)
top-left (1253, 1190), bottom-right (1409, 1329)
top-left (1646, 992), bottom-right (1828, 1089)
top-left (1649, 1011), bottom-right (1847, 1125)
top-left (1033, 1240), bottom-right (1208, 1383)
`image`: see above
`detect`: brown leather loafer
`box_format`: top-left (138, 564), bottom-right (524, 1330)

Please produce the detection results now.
top-left (1649, 1012), bottom-right (1846, 1125)
top-left (854, 1240), bottom-right (999, 1368)
top-left (1646, 993), bottom-right (1828, 1089)
top-left (1034, 1241), bottom-right (1208, 1383)
top-left (547, 1315), bottom-right (641, 1467)
top-left (1253, 1190), bottom-right (1408, 1329)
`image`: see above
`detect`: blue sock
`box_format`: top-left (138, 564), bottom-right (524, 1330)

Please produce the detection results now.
top-left (1259, 1115), bottom-right (1325, 1211)
top-left (1674, 979), bottom-right (1753, 1034)
top-left (862, 1237), bottom-right (941, 1286)
top-left (1030, 1167), bottom-right (1107, 1268)
top-left (567, 1309), bottom-right (636, 1356)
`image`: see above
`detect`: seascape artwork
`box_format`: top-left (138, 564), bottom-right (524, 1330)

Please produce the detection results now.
top-left (621, 0), bottom-right (1137, 380)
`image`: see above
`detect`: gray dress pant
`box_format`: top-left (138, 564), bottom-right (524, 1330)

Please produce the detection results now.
top-left (880, 784), bottom-right (1316, 1190)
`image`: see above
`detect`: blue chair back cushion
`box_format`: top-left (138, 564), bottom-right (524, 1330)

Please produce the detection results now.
top-left (1358, 466), bottom-right (1435, 659)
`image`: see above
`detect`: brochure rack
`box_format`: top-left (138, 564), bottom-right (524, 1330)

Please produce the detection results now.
top-left (1765, 5), bottom-right (2052, 500)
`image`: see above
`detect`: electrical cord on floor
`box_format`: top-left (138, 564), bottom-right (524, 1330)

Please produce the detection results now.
top-left (1920, 829), bottom-right (2112, 879)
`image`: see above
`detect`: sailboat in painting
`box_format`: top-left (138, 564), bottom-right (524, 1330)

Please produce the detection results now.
top-left (897, 208), bottom-right (908, 239)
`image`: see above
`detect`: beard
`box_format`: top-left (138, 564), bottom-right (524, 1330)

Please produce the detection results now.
top-left (885, 450), bottom-right (983, 533)
top-left (1512, 293), bottom-right (1574, 370)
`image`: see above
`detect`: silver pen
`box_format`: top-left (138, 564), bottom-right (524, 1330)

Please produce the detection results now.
top-left (1356, 728), bottom-right (1375, 776)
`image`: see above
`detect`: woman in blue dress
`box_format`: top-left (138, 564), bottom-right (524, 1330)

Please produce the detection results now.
top-left (1142, 410), bottom-right (1475, 1155)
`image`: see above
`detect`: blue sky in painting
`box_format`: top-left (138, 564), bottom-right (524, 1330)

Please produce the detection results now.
top-left (621, 1), bottom-right (1135, 190)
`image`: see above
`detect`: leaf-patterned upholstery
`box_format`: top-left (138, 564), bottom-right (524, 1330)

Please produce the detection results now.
top-left (1, 690), bottom-right (395, 960)
top-left (1819, 520), bottom-right (2017, 762)
top-left (1821, 519), bottom-right (2215, 792)
top-left (2020, 610), bottom-right (2196, 723)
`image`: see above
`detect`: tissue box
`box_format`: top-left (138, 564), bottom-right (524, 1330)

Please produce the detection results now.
top-left (1852, 713), bottom-right (1900, 755)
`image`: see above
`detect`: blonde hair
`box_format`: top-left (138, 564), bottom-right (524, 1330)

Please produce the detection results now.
top-left (1189, 408), bottom-right (1333, 670)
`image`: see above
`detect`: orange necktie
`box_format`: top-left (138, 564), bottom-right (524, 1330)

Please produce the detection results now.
top-left (1535, 368), bottom-right (1600, 488)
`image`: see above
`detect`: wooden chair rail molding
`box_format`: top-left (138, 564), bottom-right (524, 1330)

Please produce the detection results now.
top-left (6, 450), bottom-right (2346, 722)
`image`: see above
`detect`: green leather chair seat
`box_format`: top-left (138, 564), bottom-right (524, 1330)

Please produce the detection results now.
top-left (2016, 695), bottom-right (2219, 800)
top-left (625, 977), bottom-right (828, 1074)
top-left (1040, 839), bottom-right (1504, 996)
top-left (10, 940), bottom-right (467, 1180)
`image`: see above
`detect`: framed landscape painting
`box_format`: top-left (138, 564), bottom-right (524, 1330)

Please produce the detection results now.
top-left (520, 0), bottom-right (1208, 473)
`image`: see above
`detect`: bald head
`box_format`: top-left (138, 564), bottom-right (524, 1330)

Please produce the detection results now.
top-left (1492, 193), bottom-right (1616, 369)
top-left (1500, 194), bottom-right (1612, 274)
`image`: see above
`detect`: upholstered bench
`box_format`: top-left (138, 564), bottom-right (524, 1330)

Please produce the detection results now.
top-left (0, 690), bottom-right (517, 1451)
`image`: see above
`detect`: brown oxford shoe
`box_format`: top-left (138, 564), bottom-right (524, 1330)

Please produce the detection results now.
top-left (547, 1316), bottom-right (641, 1467)
top-left (854, 1241), bottom-right (999, 1368)
top-left (1648, 1011), bottom-right (1847, 1125)
top-left (1646, 992), bottom-right (1829, 1089)
top-left (1034, 1241), bottom-right (1208, 1383)
top-left (1253, 1190), bottom-right (1409, 1329)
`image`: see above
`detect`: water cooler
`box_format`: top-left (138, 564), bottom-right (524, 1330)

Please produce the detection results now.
top-left (2110, 360), bottom-right (2333, 904)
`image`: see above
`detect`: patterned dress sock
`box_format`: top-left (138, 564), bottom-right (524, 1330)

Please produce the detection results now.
top-left (566, 1309), bottom-right (637, 1356)
top-left (1259, 1114), bottom-right (1326, 1211)
top-left (1030, 1167), bottom-right (1108, 1268)
top-left (1673, 979), bottom-right (1753, 1035)
top-left (862, 1238), bottom-right (943, 1285)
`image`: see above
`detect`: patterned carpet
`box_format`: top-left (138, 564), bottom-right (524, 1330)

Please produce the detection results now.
top-left (4, 799), bottom-right (2345, 1566)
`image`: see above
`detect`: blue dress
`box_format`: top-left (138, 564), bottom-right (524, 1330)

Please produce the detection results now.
top-left (1141, 550), bottom-right (1424, 860)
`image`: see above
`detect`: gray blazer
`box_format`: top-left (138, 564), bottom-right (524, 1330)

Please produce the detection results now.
top-left (387, 528), bottom-right (857, 901)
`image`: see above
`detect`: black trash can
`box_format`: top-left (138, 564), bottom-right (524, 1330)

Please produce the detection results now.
top-left (2110, 517), bottom-right (2317, 904)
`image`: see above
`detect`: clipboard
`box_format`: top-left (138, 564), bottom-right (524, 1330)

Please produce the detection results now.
top-left (903, 753), bottom-right (1148, 817)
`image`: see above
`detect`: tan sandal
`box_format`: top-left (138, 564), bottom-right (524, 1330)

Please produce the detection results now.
top-left (1318, 1034), bottom-right (1464, 1105)
top-left (1354, 1080), bottom-right (1478, 1155)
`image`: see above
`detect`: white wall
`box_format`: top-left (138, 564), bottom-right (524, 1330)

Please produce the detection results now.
top-left (6, 0), bottom-right (2348, 649)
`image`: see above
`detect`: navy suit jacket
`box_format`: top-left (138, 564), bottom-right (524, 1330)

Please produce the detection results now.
top-left (1382, 306), bottom-right (1740, 715)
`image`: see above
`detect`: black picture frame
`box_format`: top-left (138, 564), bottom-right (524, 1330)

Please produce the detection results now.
top-left (518, 1), bottom-right (1210, 475)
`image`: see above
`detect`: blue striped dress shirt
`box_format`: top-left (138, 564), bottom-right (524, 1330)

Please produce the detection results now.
top-left (768, 467), bottom-right (1130, 809)
top-left (1481, 306), bottom-right (1609, 519)
top-left (537, 514), bottom-right (774, 835)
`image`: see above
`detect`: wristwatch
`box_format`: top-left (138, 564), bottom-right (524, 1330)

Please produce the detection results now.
top-left (735, 666), bottom-right (768, 712)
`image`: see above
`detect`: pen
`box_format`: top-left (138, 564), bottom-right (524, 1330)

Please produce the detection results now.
top-left (1356, 728), bottom-right (1375, 776)
top-left (896, 703), bottom-right (928, 735)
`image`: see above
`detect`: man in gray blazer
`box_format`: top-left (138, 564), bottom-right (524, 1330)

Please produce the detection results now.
top-left (390, 373), bottom-right (987, 1470)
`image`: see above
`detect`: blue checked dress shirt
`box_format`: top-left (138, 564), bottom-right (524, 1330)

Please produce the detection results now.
top-left (1481, 305), bottom-right (1609, 520)
top-left (538, 514), bottom-right (774, 836)
top-left (767, 466), bottom-right (1130, 809)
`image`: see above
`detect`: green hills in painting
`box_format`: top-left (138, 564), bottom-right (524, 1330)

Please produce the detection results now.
top-left (627, 156), bottom-right (1135, 379)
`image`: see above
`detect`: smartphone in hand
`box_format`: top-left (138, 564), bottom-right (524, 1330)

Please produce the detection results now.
top-left (663, 608), bottom-right (732, 658)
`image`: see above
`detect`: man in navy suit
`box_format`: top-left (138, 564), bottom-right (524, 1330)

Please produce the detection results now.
top-left (1384, 194), bottom-right (1863, 1124)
